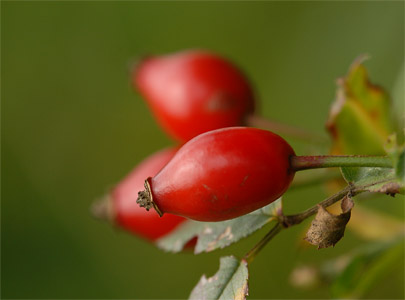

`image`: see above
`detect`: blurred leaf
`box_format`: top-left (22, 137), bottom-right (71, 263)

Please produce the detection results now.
top-left (347, 205), bottom-right (404, 241)
top-left (291, 236), bottom-right (404, 299)
top-left (157, 199), bottom-right (282, 254)
top-left (391, 64), bottom-right (404, 136)
top-left (326, 55), bottom-right (394, 155)
top-left (330, 237), bottom-right (404, 299)
top-left (305, 196), bottom-right (354, 249)
top-left (189, 256), bottom-right (249, 300)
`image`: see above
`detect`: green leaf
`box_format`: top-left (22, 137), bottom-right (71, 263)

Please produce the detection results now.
top-left (326, 55), bottom-right (395, 155)
top-left (189, 256), bottom-right (249, 300)
top-left (157, 198), bottom-right (282, 254)
top-left (340, 167), bottom-right (404, 195)
top-left (340, 167), bottom-right (395, 184)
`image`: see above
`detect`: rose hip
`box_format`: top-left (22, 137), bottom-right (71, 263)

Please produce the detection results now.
top-left (133, 50), bottom-right (255, 142)
top-left (137, 127), bottom-right (295, 221)
top-left (92, 148), bottom-right (187, 241)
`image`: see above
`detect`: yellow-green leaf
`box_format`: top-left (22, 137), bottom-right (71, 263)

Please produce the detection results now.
top-left (326, 55), bottom-right (394, 155)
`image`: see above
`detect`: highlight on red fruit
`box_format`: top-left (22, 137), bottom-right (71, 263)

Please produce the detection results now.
top-left (91, 148), bottom-right (187, 241)
top-left (137, 127), bottom-right (296, 222)
top-left (133, 49), bottom-right (255, 142)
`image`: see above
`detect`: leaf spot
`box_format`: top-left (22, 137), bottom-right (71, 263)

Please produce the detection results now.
top-left (203, 226), bottom-right (213, 235)
top-left (218, 226), bottom-right (233, 241)
top-left (206, 227), bottom-right (234, 251)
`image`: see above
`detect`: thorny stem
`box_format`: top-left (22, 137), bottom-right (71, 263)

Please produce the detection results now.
top-left (291, 155), bottom-right (393, 171)
top-left (246, 114), bottom-right (329, 145)
top-left (244, 184), bottom-right (369, 264)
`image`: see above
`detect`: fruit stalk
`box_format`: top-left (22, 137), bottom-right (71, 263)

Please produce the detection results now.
top-left (290, 155), bottom-right (393, 171)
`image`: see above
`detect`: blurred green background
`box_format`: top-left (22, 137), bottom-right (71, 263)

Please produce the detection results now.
top-left (2, 1), bottom-right (404, 299)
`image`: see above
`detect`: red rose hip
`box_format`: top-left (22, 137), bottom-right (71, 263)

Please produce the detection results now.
top-left (137, 127), bottom-right (296, 221)
top-left (92, 148), bottom-right (187, 241)
top-left (133, 50), bottom-right (255, 142)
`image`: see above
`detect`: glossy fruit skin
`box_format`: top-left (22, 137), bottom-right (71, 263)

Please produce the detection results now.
top-left (112, 148), bottom-right (186, 241)
top-left (144, 127), bottom-right (295, 222)
top-left (133, 50), bottom-right (255, 142)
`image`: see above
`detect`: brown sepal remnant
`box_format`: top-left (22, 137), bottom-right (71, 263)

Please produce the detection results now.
top-left (305, 195), bottom-right (354, 249)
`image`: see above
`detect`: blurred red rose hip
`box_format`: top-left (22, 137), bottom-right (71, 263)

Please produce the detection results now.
top-left (133, 50), bottom-right (255, 142)
top-left (92, 148), bottom-right (187, 241)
